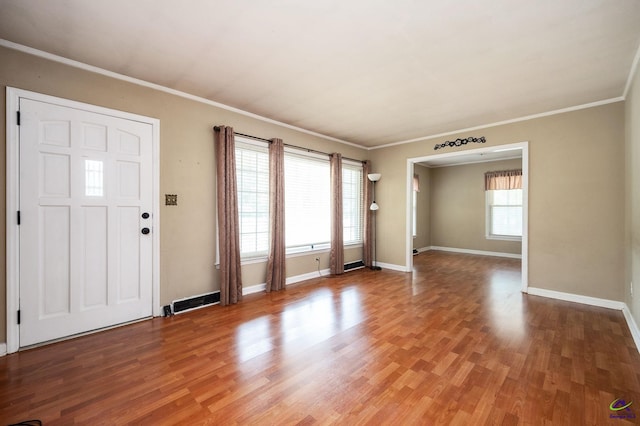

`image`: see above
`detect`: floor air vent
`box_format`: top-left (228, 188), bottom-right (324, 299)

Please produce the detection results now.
top-left (172, 292), bottom-right (220, 314)
top-left (344, 260), bottom-right (365, 271)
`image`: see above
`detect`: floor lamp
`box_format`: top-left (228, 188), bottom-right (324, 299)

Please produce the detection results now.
top-left (368, 173), bottom-right (382, 271)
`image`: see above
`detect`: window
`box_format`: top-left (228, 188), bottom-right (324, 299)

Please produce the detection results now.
top-left (342, 163), bottom-right (363, 245)
top-left (486, 189), bottom-right (523, 240)
top-left (235, 139), bottom-right (269, 258)
top-left (84, 159), bottom-right (104, 196)
top-left (232, 141), bottom-right (365, 258)
top-left (284, 151), bottom-right (331, 251)
top-left (284, 150), bottom-right (364, 253)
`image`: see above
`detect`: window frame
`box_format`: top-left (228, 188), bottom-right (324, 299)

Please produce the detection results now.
top-left (218, 140), bottom-right (366, 266)
top-left (485, 188), bottom-right (523, 242)
top-left (342, 160), bottom-right (364, 247)
top-left (235, 137), bottom-right (270, 260)
top-left (283, 149), bottom-right (364, 255)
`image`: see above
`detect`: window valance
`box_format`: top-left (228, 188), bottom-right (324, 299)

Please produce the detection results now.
top-left (484, 169), bottom-right (522, 190)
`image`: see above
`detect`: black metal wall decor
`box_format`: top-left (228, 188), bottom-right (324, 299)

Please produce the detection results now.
top-left (434, 136), bottom-right (486, 150)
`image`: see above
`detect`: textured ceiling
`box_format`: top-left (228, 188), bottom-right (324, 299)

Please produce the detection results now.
top-left (1, 0), bottom-right (639, 148)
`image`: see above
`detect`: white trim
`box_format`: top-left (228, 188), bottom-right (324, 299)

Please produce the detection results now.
top-left (5, 87), bottom-right (161, 354)
top-left (287, 269), bottom-right (331, 285)
top-left (243, 284), bottom-right (267, 295)
top-left (415, 246), bottom-right (431, 253)
top-left (240, 269), bottom-right (330, 293)
top-left (242, 262), bottom-right (365, 295)
top-left (373, 98), bottom-right (623, 150)
top-left (151, 112), bottom-right (161, 318)
top-left (516, 287), bottom-right (640, 354)
top-left (526, 287), bottom-right (625, 310)
top-left (0, 343), bottom-right (6, 357)
top-left (0, 39), bottom-right (364, 150)
top-left (406, 142), bottom-right (529, 292)
top-left (427, 154), bottom-right (522, 169)
top-left (429, 246), bottom-right (522, 259)
top-left (6, 88), bottom-right (20, 354)
top-left (623, 42), bottom-right (640, 100)
top-left (375, 262), bottom-right (410, 272)
top-left (406, 161), bottom-right (415, 273)
top-left (622, 305), bottom-right (640, 353)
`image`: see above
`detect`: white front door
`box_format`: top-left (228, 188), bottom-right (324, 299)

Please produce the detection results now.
top-left (18, 97), bottom-right (154, 347)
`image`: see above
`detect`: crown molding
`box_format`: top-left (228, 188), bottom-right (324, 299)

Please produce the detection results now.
top-left (371, 97), bottom-right (624, 150)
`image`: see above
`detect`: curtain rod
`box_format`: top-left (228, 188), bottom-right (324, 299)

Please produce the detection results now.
top-left (213, 126), bottom-right (365, 164)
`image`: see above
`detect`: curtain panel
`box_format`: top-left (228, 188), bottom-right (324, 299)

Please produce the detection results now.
top-left (485, 169), bottom-right (523, 190)
top-left (362, 161), bottom-right (373, 268)
top-left (266, 138), bottom-right (286, 292)
top-left (330, 153), bottom-right (344, 275)
top-left (214, 126), bottom-right (243, 306)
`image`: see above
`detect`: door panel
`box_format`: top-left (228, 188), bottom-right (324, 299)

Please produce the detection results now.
top-left (19, 98), bottom-right (153, 347)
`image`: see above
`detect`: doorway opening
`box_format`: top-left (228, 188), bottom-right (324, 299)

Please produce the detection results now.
top-left (405, 141), bottom-right (529, 292)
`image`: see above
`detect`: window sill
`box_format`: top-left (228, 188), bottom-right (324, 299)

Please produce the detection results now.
top-left (215, 243), bottom-right (365, 268)
top-left (486, 235), bottom-right (522, 242)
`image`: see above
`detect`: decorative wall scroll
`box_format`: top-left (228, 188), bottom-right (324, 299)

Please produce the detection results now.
top-left (434, 136), bottom-right (486, 150)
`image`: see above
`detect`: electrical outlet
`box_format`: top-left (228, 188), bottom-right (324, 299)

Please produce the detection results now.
top-left (631, 281), bottom-right (634, 297)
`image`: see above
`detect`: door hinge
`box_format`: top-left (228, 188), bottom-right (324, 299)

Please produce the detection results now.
top-left (16, 110), bottom-right (20, 126)
top-left (17, 310), bottom-right (21, 325)
top-left (17, 211), bottom-right (21, 225)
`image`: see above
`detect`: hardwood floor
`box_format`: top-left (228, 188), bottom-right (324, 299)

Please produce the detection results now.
top-left (2, 251), bottom-right (640, 425)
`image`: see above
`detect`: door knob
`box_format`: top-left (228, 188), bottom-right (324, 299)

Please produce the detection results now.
top-left (141, 212), bottom-right (150, 219)
top-left (141, 227), bottom-right (150, 235)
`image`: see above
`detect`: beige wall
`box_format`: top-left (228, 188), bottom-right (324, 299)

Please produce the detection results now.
top-left (0, 44), bottom-right (633, 345)
top-left (369, 102), bottom-right (625, 300)
top-left (0, 46), bottom-right (368, 343)
top-left (412, 164), bottom-right (431, 250)
top-left (429, 158), bottom-right (522, 254)
top-left (626, 61), bottom-right (640, 325)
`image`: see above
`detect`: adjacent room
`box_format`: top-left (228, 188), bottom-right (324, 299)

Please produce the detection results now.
top-left (2, 1), bottom-right (640, 423)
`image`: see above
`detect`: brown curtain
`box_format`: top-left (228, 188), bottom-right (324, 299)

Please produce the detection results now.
top-left (485, 169), bottom-right (523, 190)
top-left (214, 126), bottom-right (243, 306)
top-left (330, 153), bottom-right (344, 275)
top-left (362, 161), bottom-right (373, 268)
top-left (266, 138), bottom-right (286, 292)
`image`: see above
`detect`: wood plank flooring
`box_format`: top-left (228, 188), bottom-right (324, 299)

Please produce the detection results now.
top-left (2, 251), bottom-right (640, 425)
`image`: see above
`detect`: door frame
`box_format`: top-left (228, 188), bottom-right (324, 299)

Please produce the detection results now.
top-left (5, 87), bottom-right (161, 354)
top-left (405, 141), bottom-right (529, 293)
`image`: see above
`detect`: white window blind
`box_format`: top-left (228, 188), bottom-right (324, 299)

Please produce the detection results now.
top-left (284, 151), bottom-right (331, 251)
top-left (342, 163), bottom-right (363, 245)
top-left (487, 189), bottom-right (523, 239)
top-left (235, 140), bottom-right (270, 258)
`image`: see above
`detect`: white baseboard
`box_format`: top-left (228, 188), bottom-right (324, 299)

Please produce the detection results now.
top-left (0, 343), bottom-right (6, 357)
top-left (526, 287), bottom-right (625, 310)
top-left (242, 269), bottom-right (329, 295)
top-left (375, 262), bottom-right (410, 272)
top-left (415, 246), bottom-right (431, 253)
top-left (287, 269), bottom-right (330, 285)
top-left (429, 246), bottom-right (522, 259)
top-left (243, 283), bottom-right (266, 295)
top-left (527, 287), bottom-right (640, 354)
top-left (622, 305), bottom-right (640, 353)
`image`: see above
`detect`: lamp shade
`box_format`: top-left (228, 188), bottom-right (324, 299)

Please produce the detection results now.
top-left (367, 173), bottom-right (381, 182)
top-left (370, 202), bottom-right (379, 211)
